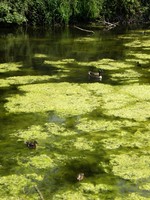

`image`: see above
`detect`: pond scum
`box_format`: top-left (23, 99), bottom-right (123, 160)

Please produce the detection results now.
top-left (0, 30), bottom-right (150, 200)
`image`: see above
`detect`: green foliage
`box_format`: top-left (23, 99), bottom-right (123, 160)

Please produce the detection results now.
top-left (75, 0), bottom-right (103, 21)
top-left (141, 0), bottom-right (150, 21)
top-left (58, 0), bottom-right (72, 24)
top-left (102, 0), bottom-right (141, 23)
top-left (0, 2), bottom-right (10, 22)
top-left (0, 0), bottom-right (150, 28)
top-left (0, 1), bottom-right (27, 24)
top-left (26, 0), bottom-right (48, 25)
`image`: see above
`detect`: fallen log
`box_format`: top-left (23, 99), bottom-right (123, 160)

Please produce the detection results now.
top-left (74, 25), bottom-right (94, 34)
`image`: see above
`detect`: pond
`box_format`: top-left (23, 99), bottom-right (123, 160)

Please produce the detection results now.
top-left (0, 26), bottom-right (150, 200)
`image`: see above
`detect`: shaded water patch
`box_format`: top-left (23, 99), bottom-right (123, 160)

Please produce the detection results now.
top-left (117, 178), bottom-right (150, 198)
top-left (48, 111), bottom-right (65, 124)
top-left (62, 157), bottom-right (107, 184)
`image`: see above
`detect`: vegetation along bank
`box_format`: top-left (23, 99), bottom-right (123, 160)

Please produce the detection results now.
top-left (0, 0), bottom-right (150, 26)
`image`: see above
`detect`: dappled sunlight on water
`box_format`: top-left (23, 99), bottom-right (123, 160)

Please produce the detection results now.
top-left (0, 27), bottom-right (150, 199)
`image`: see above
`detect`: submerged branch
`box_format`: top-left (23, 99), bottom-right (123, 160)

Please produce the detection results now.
top-left (34, 186), bottom-right (45, 200)
top-left (104, 20), bottom-right (119, 27)
top-left (94, 18), bottom-right (119, 31)
top-left (103, 20), bottom-right (119, 30)
top-left (74, 25), bottom-right (94, 34)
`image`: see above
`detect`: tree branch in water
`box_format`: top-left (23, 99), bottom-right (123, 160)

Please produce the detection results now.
top-left (74, 25), bottom-right (94, 34)
top-left (103, 20), bottom-right (119, 30)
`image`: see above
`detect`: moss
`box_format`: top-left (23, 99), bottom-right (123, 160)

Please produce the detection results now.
top-left (7, 75), bottom-right (52, 84)
top-left (124, 40), bottom-right (142, 48)
top-left (125, 59), bottom-right (149, 65)
top-left (0, 75), bottom-right (55, 88)
top-left (74, 37), bottom-right (97, 42)
top-left (26, 154), bottom-right (54, 169)
top-left (115, 193), bottom-right (149, 200)
top-left (0, 79), bottom-right (10, 87)
top-left (34, 53), bottom-right (47, 58)
top-left (124, 39), bottom-right (150, 48)
top-left (2, 57), bottom-right (150, 199)
top-left (101, 85), bottom-right (150, 121)
top-left (128, 52), bottom-right (150, 60)
top-left (51, 184), bottom-right (115, 200)
top-left (0, 62), bottom-right (22, 73)
top-left (44, 58), bottom-right (76, 68)
top-left (0, 75), bottom-right (53, 88)
top-left (104, 100), bottom-right (150, 121)
top-left (5, 82), bottom-right (99, 116)
top-left (12, 125), bottom-right (48, 141)
top-left (80, 182), bottom-right (113, 193)
top-left (73, 137), bottom-right (94, 151)
top-left (52, 190), bottom-right (87, 200)
top-left (139, 183), bottom-right (150, 190)
top-left (0, 174), bottom-right (34, 199)
top-left (1, 29), bottom-right (150, 200)
top-left (77, 118), bottom-right (122, 133)
top-left (110, 154), bottom-right (150, 182)
top-left (45, 122), bottom-right (77, 136)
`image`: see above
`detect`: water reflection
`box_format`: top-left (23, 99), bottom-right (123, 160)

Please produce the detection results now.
top-left (0, 27), bottom-right (124, 63)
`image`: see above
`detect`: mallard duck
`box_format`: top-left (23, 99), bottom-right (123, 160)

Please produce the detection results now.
top-left (77, 173), bottom-right (84, 181)
top-left (88, 69), bottom-right (103, 81)
top-left (25, 140), bottom-right (38, 149)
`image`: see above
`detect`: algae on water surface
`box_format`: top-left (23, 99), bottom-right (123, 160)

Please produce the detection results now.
top-left (0, 28), bottom-right (150, 199)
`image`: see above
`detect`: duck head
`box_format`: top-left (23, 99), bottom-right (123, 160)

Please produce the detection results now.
top-left (77, 173), bottom-right (84, 181)
top-left (98, 69), bottom-right (103, 75)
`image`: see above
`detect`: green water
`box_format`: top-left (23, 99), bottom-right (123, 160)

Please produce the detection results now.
top-left (0, 26), bottom-right (150, 200)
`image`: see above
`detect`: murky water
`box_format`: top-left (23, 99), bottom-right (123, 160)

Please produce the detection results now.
top-left (0, 26), bottom-right (150, 199)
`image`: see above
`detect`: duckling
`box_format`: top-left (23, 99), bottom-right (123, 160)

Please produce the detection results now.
top-left (25, 140), bottom-right (38, 149)
top-left (88, 69), bottom-right (103, 81)
top-left (77, 173), bottom-right (84, 181)
top-left (136, 62), bottom-right (141, 67)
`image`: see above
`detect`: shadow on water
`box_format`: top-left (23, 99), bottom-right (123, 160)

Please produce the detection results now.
top-left (30, 59), bottom-right (116, 85)
top-left (118, 178), bottom-right (150, 198)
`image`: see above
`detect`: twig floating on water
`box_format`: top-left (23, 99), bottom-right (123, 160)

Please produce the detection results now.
top-left (74, 25), bottom-right (94, 34)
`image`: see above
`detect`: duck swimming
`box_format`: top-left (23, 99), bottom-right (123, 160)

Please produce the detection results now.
top-left (77, 173), bottom-right (84, 181)
top-left (25, 140), bottom-right (38, 149)
top-left (88, 69), bottom-right (103, 81)
top-left (136, 62), bottom-right (141, 67)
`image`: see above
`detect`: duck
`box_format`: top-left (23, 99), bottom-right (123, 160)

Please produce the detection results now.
top-left (136, 62), bottom-right (141, 67)
top-left (77, 173), bottom-right (84, 181)
top-left (25, 140), bottom-right (38, 149)
top-left (88, 69), bottom-right (103, 81)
